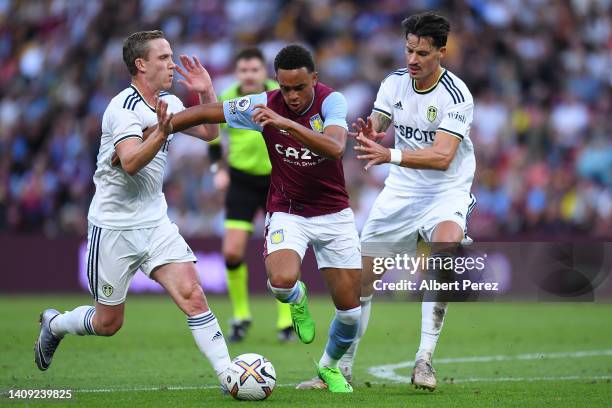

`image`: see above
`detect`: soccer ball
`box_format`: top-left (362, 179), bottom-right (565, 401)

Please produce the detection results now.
top-left (224, 353), bottom-right (276, 400)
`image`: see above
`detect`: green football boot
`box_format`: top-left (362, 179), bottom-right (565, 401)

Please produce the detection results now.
top-left (317, 365), bottom-right (353, 393)
top-left (289, 282), bottom-right (315, 344)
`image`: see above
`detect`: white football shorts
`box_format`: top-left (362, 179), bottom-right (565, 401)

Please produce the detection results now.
top-left (361, 187), bottom-right (476, 257)
top-left (264, 208), bottom-right (361, 269)
top-left (85, 216), bottom-right (196, 305)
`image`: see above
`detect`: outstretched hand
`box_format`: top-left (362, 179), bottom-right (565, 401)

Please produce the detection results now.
top-left (354, 134), bottom-right (391, 170)
top-left (156, 99), bottom-right (174, 135)
top-left (175, 55), bottom-right (213, 94)
top-left (349, 117), bottom-right (386, 143)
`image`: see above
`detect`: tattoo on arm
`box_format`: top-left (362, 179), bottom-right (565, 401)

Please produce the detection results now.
top-left (371, 111), bottom-right (392, 133)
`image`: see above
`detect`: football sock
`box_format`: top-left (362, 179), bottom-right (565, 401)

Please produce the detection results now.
top-left (188, 310), bottom-right (232, 377)
top-left (50, 305), bottom-right (96, 337)
top-left (226, 261), bottom-right (251, 321)
top-left (416, 301), bottom-right (448, 362)
top-left (339, 295), bottom-right (372, 369)
top-left (276, 300), bottom-right (293, 330)
top-left (267, 280), bottom-right (304, 304)
top-left (319, 306), bottom-right (361, 368)
top-left (417, 250), bottom-right (453, 362)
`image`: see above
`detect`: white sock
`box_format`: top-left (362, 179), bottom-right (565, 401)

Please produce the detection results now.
top-left (267, 280), bottom-right (304, 304)
top-left (50, 306), bottom-right (96, 337)
top-left (416, 301), bottom-right (448, 362)
top-left (188, 310), bottom-right (232, 379)
top-left (339, 295), bottom-right (372, 371)
top-left (319, 350), bottom-right (336, 368)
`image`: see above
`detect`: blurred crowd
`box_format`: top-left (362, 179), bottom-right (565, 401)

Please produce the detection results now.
top-left (0, 0), bottom-right (610, 239)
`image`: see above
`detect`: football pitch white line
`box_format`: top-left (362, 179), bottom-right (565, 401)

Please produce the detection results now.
top-left (66, 349), bottom-right (612, 394)
top-left (447, 375), bottom-right (611, 383)
top-left (71, 349), bottom-right (612, 393)
top-left (73, 375), bottom-right (611, 394)
top-left (75, 383), bottom-right (297, 393)
top-left (368, 349), bottom-right (612, 383)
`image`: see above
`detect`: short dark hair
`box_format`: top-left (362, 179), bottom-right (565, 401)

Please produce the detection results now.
top-left (123, 30), bottom-right (165, 76)
top-left (402, 12), bottom-right (450, 48)
top-left (273, 45), bottom-right (315, 73)
top-left (234, 47), bottom-right (265, 67)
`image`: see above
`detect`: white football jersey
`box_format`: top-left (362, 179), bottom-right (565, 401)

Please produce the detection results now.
top-left (88, 85), bottom-right (185, 229)
top-left (373, 67), bottom-right (475, 196)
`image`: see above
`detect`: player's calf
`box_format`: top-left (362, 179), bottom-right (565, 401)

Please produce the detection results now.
top-left (319, 307), bottom-right (361, 369)
top-left (316, 306), bottom-right (360, 392)
top-left (93, 316), bottom-right (123, 336)
top-left (166, 275), bottom-right (234, 383)
top-left (414, 249), bottom-right (453, 392)
top-left (153, 263), bottom-right (233, 382)
top-left (165, 278), bottom-right (209, 317)
top-left (224, 257), bottom-right (253, 343)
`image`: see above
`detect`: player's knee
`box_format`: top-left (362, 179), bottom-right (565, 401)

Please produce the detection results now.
top-left (223, 242), bottom-right (244, 266)
top-left (224, 257), bottom-right (243, 271)
top-left (361, 273), bottom-right (378, 297)
top-left (432, 222), bottom-right (463, 243)
top-left (94, 314), bottom-right (124, 336)
top-left (267, 273), bottom-right (297, 289)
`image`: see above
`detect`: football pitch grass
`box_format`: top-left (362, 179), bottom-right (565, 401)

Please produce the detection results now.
top-left (1, 295), bottom-right (611, 407)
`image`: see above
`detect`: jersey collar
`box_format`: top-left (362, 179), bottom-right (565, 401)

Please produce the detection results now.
top-left (412, 68), bottom-right (446, 94)
top-left (129, 83), bottom-right (157, 112)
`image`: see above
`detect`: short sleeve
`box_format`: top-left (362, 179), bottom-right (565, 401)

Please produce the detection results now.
top-left (372, 78), bottom-right (395, 120)
top-left (222, 92), bottom-right (266, 132)
top-left (109, 107), bottom-right (143, 147)
top-left (165, 94), bottom-right (185, 114)
top-left (321, 92), bottom-right (348, 130)
top-left (437, 99), bottom-right (474, 141)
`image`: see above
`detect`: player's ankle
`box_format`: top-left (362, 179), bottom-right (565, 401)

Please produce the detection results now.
top-left (416, 349), bottom-right (433, 362)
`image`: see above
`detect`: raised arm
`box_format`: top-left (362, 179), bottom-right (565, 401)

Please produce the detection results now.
top-left (170, 102), bottom-right (226, 136)
top-left (174, 55), bottom-right (221, 141)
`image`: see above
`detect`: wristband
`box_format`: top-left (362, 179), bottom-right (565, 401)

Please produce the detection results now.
top-left (210, 163), bottom-right (219, 174)
top-left (389, 148), bottom-right (402, 165)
